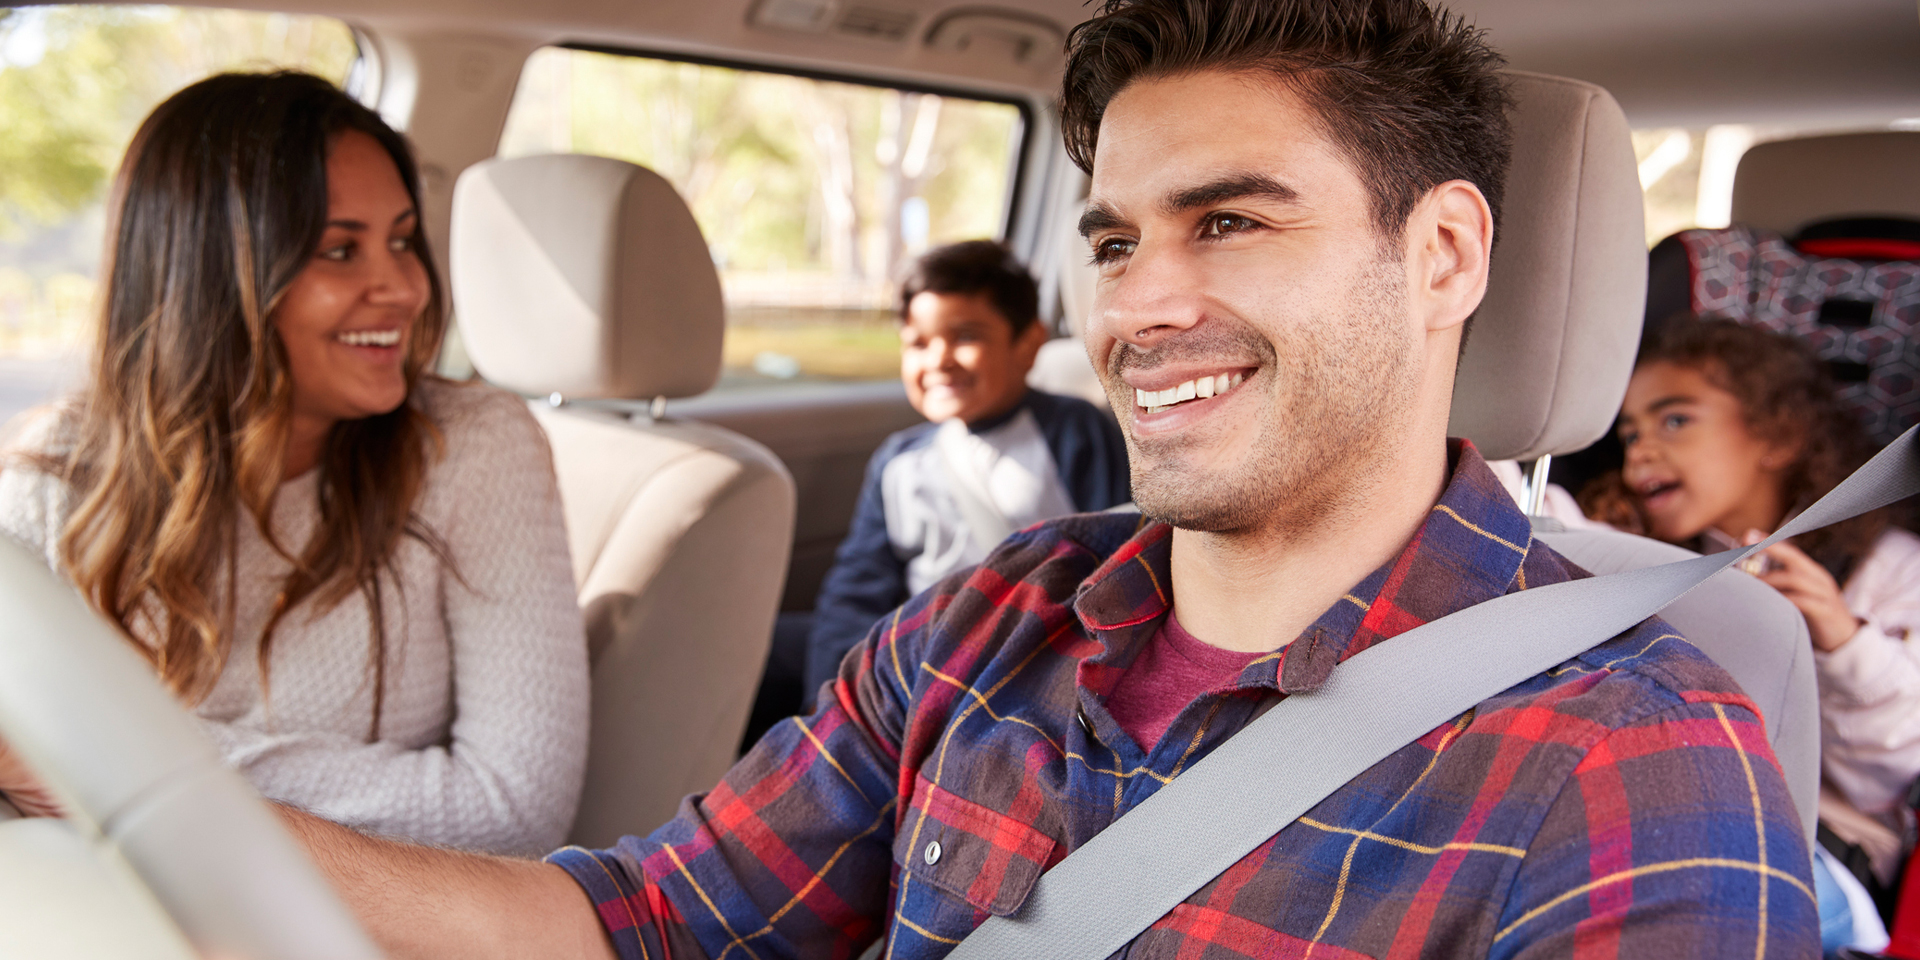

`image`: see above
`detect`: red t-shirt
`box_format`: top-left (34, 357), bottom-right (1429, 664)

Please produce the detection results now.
top-left (1106, 611), bottom-right (1262, 752)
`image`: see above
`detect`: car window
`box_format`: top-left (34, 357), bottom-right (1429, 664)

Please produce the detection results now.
top-left (497, 46), bottom-right (1026, 391)
top-left (1633, 122), bottom-right (1907, 246)
top-left (0, 6), bottom-right (360, 429)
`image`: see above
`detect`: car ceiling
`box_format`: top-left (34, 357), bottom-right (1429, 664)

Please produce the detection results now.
top-left (183, 0), bottom-right (1920, 128)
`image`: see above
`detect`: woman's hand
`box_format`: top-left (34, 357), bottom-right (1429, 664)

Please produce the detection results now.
top-left (0, 735), bottom-right (62, 818)
top-left (1743, 531), bottom-right (1863, 652)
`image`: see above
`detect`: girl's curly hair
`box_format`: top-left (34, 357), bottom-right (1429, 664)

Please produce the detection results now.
top-left (1579, 316), bottom-right (1888, 582)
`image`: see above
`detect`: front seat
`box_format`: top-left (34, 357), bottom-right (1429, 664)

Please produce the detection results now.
top-left (451, 154), bottom-right (798, 845)
top-left (1451, 72), bottom-right (1821, 846)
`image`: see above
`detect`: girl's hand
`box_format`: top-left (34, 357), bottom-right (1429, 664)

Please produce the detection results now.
top-left (0, 735), bottom-right (62, 818)
top-left (1743, 530), bottom-right (1862, 652)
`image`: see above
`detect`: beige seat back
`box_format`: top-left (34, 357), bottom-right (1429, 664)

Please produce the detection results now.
top-left (1455, 73), bottom-right (1819, 844)
top-left (451, 154), bottom-right (797, 845)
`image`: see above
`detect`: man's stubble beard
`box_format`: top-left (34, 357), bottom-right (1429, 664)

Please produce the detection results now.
top-left (1108, 259), bottom-right (1422, 535)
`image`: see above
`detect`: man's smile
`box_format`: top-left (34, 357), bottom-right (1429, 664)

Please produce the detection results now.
top-left (1131, 369), bottom-right (1250, 414)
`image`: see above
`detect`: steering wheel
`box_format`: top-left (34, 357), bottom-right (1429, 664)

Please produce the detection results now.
top-left (0, 536), bottom-right (382, 959)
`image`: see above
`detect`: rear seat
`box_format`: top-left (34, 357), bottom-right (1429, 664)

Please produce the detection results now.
top-left (450, 155), bottom-right (797, 846)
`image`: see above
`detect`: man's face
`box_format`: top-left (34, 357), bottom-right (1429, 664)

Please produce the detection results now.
top-left (1080, 70), bottom-right (1425, 532)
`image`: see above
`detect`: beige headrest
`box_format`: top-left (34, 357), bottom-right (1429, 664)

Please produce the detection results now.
top-left (451, 154), bottom-right (724, 400)
top-left (1731, 132), bottom-right (1920, 237)
top-left (1449, 72), bottom-right (1647, 462)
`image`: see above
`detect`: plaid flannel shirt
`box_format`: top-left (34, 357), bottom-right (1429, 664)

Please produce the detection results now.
top-left (551, 440), bottom-right (1817, 959)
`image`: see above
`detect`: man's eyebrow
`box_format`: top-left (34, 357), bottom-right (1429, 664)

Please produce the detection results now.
top-left (1646, 395), bottom-right (1697, 413)
top-left (1077, 201), bottom-right (1128, 240)
top-left (1160, 173), bottom-right (1301, 218)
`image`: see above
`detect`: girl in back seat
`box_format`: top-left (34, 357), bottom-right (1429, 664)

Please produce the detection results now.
top-left (1583, 316), bottom-right (1920, 942)
top-left (0, 72), bottom-right (588, 855)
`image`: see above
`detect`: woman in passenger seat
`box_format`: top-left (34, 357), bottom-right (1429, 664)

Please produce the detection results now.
top-left (0, 72), bottom-right (588, 856)
top-left (1582, 316), bottom-right (1918, 949)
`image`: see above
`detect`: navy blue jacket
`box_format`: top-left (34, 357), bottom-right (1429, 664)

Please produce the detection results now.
top-left (804, 390), bottom-right (1130, 695)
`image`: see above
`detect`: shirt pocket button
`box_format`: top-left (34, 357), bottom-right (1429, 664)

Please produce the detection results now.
top-left (924, 840), bottom-right (943, 866)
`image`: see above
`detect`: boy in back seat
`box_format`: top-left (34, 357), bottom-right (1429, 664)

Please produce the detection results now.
top-left (803, 240), bottom-right (1131, 698)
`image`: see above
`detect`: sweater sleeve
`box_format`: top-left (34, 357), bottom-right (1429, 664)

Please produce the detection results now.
top-left (197, 386), bottom-right (590, 856)
top-left (1814, 528), bottom-right (1920, 814)
top-left (805, 437), bottom-right (912, 697)
top-left (0, 406), bottom-right (73, 570)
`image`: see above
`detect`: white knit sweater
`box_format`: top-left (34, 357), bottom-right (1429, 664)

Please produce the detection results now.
top-left (0, 379), bottom-right (589, 856)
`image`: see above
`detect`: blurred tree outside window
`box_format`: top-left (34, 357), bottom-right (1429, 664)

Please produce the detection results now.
top-left (0, 6), bottom-right (356, 427)
top-left (497, 47), bottom-right (1025, 390)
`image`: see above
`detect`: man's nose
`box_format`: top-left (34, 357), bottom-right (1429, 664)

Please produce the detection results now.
top-left (1091, 241), bottom-right (1206, 350)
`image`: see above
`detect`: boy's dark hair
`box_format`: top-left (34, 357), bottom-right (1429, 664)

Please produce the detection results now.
top-left (1059, 0), bottom-right (1513, 244)
top-left (899, 241), bottom-right (1040, 337)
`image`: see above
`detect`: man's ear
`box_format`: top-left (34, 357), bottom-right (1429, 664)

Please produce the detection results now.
top-left (1409, 179), bottom-right (1494, 335)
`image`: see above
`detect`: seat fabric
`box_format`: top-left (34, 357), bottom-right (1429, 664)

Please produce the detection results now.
top-left (451, 154), bottom-right (798, 843)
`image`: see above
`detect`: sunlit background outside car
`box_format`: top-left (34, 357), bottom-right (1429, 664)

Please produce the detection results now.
top-left (496, 47), bottom-right (1024, 388)
top-left (0, 5), bottom-right (356, 426)
top-left (4, 4), bottom-right (1919, 424)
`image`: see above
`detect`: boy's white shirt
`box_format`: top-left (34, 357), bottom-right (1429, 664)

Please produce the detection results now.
top-left (882, 408), bottom-right (1076, 596)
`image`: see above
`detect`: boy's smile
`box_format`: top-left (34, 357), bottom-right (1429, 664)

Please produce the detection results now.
top-left (899, 289), bottom-right (1046, 424)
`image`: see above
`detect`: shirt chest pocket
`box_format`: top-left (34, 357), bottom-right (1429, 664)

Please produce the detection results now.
top-left (893, 774), bottom-right (1059, 917)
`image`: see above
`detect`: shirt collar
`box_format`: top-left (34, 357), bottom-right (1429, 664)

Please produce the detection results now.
top-left (964, 390), bottom-right (1033, 435)
top-left (1071, 439), bottom-right (1533, 696)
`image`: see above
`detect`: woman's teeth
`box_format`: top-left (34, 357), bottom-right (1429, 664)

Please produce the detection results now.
top-left (1135, 372), bottom-right (1244, 414)
top-left (337, 329), bottom-right (401, 347)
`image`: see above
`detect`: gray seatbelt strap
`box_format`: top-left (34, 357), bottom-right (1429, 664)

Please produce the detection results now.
top-left (947, 425), bottom-right (1920, 960)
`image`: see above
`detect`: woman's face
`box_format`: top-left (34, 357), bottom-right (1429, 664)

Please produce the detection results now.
top-left (273, 129), bottom-right (429, 431)
top-left (1618, 360), bottom-right (1792, 542)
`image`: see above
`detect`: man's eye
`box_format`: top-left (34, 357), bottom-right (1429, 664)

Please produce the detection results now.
top-left (1661, 413), bottom-right (1690, 431)
top-left (1618, 429), bottom-right (1639, 447)
top-left (1089, 237), bottom-right (1135, 265)
top-left (1202, 213), bottom-right (1259, 237)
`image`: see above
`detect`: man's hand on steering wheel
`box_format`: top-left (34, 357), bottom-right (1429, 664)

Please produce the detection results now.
top-left (0, 734), bottom-right (63, 818)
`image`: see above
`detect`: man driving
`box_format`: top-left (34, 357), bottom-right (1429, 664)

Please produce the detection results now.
top-left (277, 0), bottom-right (1818, 955)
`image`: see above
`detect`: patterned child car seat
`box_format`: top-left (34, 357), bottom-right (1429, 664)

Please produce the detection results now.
top-left (1646, 219), bottom-right (1920, 446)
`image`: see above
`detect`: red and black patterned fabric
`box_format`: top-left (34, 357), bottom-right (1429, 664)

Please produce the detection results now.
top-left (548, 441), bottom-right (1816, 959)
top-left (1663, 223), bottom-right (1920, 446)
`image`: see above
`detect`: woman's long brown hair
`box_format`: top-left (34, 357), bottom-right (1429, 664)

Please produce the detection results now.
top-left (1580, 316), bottom-right (1888, 582)
top-left (36, 72), bottom-right (449, 737)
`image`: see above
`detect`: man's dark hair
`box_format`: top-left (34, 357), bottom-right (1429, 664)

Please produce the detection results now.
top-left (899, 240), bottom-right (1041, 336)
top-left (1060, 0), bottom-right (1513, 243)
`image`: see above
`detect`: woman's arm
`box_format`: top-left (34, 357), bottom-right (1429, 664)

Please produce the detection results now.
top-left (202, 387), bottom-right (590, 855)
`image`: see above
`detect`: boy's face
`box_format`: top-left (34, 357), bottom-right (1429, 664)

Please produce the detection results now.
top-left (900, 290), bottom-right (1046, 424)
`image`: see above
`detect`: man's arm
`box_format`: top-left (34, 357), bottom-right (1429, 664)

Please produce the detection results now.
top-left (277, 807), bottom-right (615, 960)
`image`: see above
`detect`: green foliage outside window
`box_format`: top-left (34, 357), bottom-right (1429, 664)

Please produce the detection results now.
top-left (0, 6), bottom-right (356, 356)
top-left (498, 48), bottom-right (1025, 386)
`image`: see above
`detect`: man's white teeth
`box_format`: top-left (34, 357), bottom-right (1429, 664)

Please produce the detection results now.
top-left (1134, 372), bottom-right (1245, 412)
top-left (337, 329), bottom-right (401, 347)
